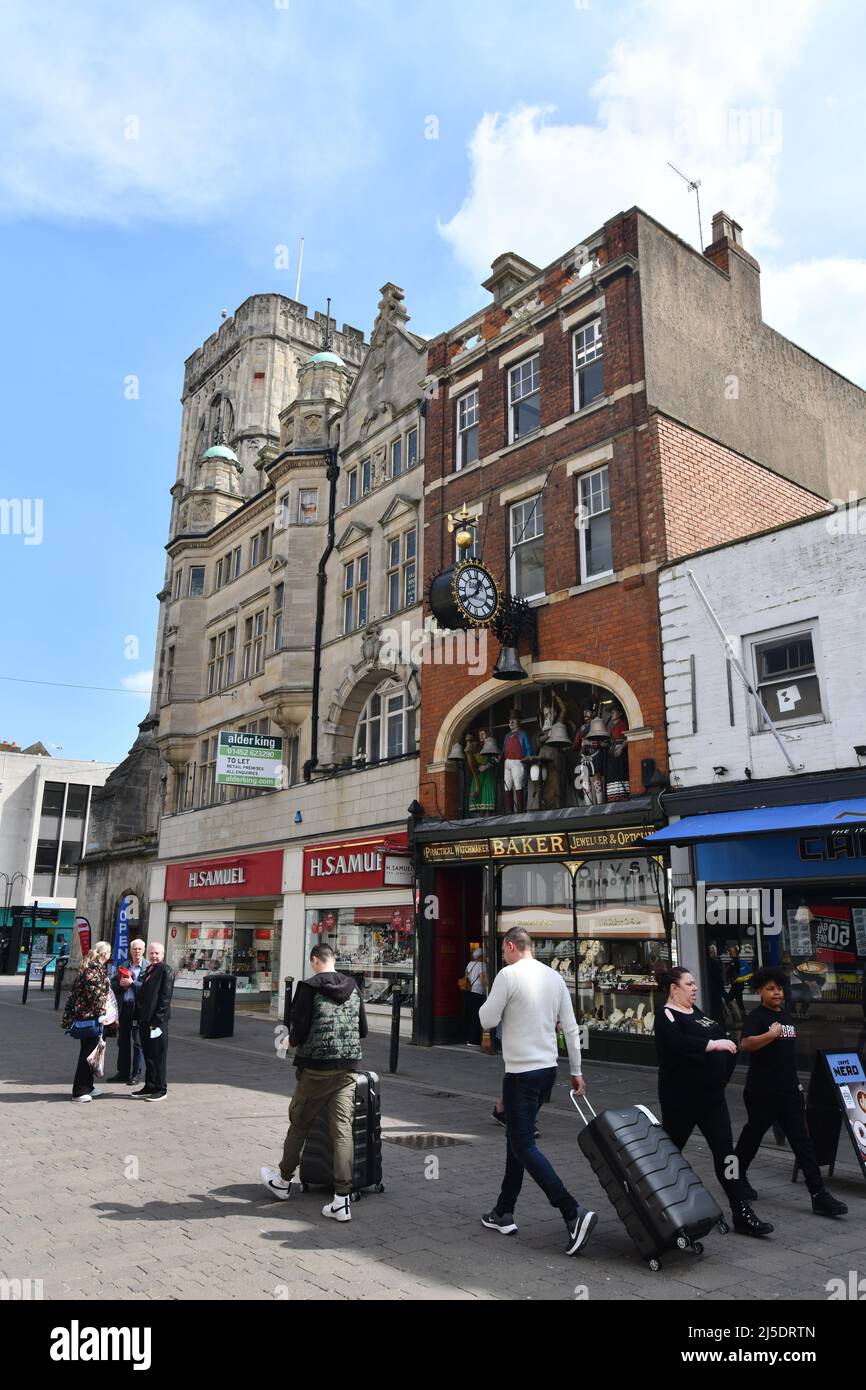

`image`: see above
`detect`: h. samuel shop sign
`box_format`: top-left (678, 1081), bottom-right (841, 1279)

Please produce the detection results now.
top-left (303, 833), bottom-right (411, 894)
top-left (164, 850), bottom-right (283, 902)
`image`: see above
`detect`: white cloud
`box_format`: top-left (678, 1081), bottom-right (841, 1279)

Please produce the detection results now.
top-left (761, 258), bottom-right (866, 389)
top-left (440, 0), bottom-right (820, 276)
top-left (0, 4), bottom-right (371, 224)
top-left (122, 670), bottom-right (153, 698)
top-left (439, 0), bottom-right (866, 386)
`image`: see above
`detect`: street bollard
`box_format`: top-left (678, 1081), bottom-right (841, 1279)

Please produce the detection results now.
top-left (21, 935), bottom-right (34, 1005)
top-left (54, 958), bottom-right (68, 1010)
top-left (389, 985), bottom-right (402, 1074)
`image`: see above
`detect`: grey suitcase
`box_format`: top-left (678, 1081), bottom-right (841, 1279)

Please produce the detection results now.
top-left (573, 1092), bottom-right (725, 1271)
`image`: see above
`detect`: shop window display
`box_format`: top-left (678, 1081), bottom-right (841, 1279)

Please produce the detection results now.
top-left (169, 923), bottom-right (275, 995)
top-left (305, 907), bottom-right (414, 1011)
top-left (457, 682), bottom-right (632, 816)
top-left (497, 858), bottom-right (669, 1041)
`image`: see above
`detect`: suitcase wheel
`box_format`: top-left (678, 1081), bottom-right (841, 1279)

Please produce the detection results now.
top-left (692, 1241), bottom-right (704, 1256)
top-left (350, 1190), bottom-right (362, 1203)
top-left (374, 1183), bottom-right (385, 1194)
top-left (300, 1183), bottom-right (309, 1193)
top-left (717, 1218), bottom-right (729, 1235)
top-left (675, 1235), bottom-right (689, 1251)
top-left (648, 1258), bottom-right (662, 1273)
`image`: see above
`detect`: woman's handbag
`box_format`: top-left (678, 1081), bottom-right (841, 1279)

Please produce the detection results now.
top-left (67, 1018), bottom-right (103, 1040)
top-left (457, 975), bottom-right (470, 992)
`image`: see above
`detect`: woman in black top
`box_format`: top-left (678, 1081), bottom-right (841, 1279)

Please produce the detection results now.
top-left (654, 966), bottom-right (773, 1237)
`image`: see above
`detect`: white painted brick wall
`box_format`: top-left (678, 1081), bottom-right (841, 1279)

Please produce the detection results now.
top-left (659, 514), bottom-right (866, 786)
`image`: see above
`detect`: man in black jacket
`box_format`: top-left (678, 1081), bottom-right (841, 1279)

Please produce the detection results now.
top-left (108, 937), bottom-right (146, 1084)
top-left (133, 942), bottom-right (175, 1102)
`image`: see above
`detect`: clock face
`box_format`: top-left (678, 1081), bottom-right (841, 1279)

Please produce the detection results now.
top-left (453, 562), bottom-right (500, 624)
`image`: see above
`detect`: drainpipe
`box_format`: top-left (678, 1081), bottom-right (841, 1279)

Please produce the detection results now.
top-left (303, 419), bottom-right (339, 782)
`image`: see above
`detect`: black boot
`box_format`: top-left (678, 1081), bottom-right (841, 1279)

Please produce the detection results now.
top-left (731, 1201), bottom-right (774, 1237)
top-left (812, 1189), bottom-right (848, 1217)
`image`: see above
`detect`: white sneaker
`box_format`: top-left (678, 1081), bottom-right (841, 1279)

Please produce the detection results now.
top-left (73, 1094), bottom-right (92, 1103)
top-left (260, 1165), bottom-right (293, 1201)
top-left (322, 1195), bottom-right (352, 1223)
top-left (90, 1089), bottom-right (103, 1099)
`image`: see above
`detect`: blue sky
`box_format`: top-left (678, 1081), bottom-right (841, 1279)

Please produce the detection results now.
top-left (2, 0), bottom-right (865, 763)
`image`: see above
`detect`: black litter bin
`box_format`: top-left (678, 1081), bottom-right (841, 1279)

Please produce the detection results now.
top-left (200, 973), bottom-right (237, 1038)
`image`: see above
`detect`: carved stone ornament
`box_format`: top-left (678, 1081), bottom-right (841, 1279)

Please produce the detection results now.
top-left (361, 625), bottom-right (382, 664)
top-left (304, 414), bottom-right (322, 435)
top-left (180, 504), bottom-right (190, 528)
top-left (194, 498), bottom-right (210, 520)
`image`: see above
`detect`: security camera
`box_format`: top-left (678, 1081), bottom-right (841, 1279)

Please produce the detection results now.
top-left (713, 766), bottom-right (727, 776)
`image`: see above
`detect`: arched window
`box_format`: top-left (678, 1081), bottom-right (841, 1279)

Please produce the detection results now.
top-left (354, 682), bottom-right (416, 764)
top-left (208, 393), bottom-right (234, 446)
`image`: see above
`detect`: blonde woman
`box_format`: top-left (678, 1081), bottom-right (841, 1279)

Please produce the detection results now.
top-left (62, 941), bottom-right (111, 1101)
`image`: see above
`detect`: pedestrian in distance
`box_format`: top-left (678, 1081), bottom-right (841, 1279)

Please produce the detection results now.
top-left (62, 941), bottom-right (112, 1102)
top-left (133, 942), bottom-right (174, 1102)
top-left (477, 926), bottom-right (597, 1256)
top-left (734, 967), bottom-right (847, 1218)
top-left (725, 945), bottom-right (746, 1023)
top-left (654, 966), bottom-right (773, 1237)
top-left (260, 941), bottom-right (367, 1223)
top-left (107, 937), bottom-right (146, 1084)
top-left (463, 947), bottom-right (487, 1046)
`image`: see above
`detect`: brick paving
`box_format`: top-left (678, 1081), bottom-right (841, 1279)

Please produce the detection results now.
top-left (1, 979), bottom-right (863, 1302)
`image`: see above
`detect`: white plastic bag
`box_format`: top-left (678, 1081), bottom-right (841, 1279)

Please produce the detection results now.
top-left (87, 1037), bottom-right (106, 1078)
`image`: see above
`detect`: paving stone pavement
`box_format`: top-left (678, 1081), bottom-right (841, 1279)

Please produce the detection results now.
top-left (1, 980), bottom-right (863, 1302)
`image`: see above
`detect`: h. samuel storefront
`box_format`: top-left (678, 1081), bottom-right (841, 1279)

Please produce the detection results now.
top-left (154, 849), bottom-right (285, 1014)
top-left (295, 831), bottom-right (415, 1037)
top-left (648, 791), bottom-right (866, 1071)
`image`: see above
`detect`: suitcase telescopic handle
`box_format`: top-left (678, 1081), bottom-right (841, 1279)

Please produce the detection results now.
top-left (569, 1090), bottom-right (597, 1125)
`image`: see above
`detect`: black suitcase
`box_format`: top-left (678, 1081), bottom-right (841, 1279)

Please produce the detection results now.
top-left (572, 1093), bottom-right (725, 1271)
top-left (299, 1070), bottom-right (384, 1200)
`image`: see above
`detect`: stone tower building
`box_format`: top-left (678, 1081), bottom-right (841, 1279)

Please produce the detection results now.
top-left (75, 296), bottom-right (366, 946)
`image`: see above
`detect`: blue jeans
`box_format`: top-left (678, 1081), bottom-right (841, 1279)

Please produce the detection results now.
top-left (497, 1067), bottom-right (576, 1220)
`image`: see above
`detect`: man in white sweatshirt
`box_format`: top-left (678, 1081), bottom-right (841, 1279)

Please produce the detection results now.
top-left (478, 926), bottom-right (596, 1255)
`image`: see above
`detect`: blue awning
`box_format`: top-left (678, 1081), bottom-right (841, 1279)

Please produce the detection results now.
top-left (645, 798), bottom-right (866, 845)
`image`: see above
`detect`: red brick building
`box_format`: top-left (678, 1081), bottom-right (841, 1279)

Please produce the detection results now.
top-left (411, 206), bottom-right (856, 1053)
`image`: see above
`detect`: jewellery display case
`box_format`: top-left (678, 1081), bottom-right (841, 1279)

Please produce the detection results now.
top-left (305, 906), bottom-right (415, 1014)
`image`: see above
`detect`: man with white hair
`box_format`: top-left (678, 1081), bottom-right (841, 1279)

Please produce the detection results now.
top-left (133, 941), bottom-right (175, 1102)
top-left (108, 938), bottom-right (146, 1084)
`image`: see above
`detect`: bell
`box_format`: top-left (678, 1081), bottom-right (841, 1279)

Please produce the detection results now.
top-left (447, 741), bottom-right (465, 762)
top-left (480, 736), bottom-right (500, 755)
top-left (545, 721), bottom-right (571, 746)
top-left (587, 717), bottom-right (611, 739)
top-left (492, 645), bottom-right (526, 681)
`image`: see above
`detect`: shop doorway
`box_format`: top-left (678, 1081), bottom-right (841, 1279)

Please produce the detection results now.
top-left (430, 866), bottom-right (484, 1044)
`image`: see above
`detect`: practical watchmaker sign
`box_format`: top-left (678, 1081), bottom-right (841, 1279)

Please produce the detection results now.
top-left (422, 827), bottom-right (651, 862)
top-left (488, 827), bottom-right (651, 857)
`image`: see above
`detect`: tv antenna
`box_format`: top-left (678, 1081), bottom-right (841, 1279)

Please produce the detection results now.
top-left (667, 162), bottom-right (704, 249)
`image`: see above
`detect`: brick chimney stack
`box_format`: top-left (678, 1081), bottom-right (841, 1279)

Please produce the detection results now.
top-left (704, 211), bottom-right (760, 276)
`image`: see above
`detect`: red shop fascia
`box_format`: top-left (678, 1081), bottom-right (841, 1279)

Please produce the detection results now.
top-left (302, 832), bottom-right (413, 896)
top-left (165, 849), bottom-right (284, 903)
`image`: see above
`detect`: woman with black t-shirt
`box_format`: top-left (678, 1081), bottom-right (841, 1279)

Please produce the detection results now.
top-left (654, 966), bottom-right (773, 1237)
